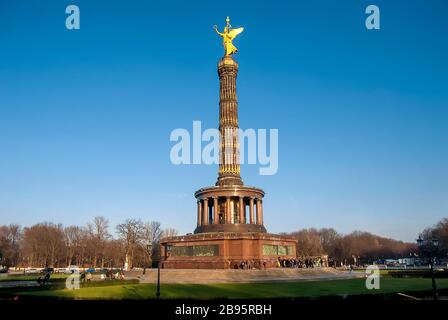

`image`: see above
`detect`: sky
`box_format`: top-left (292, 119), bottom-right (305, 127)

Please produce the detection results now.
top-left (0, 0), bottom-right (447, 242)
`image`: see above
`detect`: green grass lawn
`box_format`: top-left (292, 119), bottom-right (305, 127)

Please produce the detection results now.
top-left (9, 277), bottom-right (448, 300)
top-left (0, 273), bottom-right (69, 282)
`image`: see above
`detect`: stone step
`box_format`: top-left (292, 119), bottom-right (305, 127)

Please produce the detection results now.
top-left (129, 268), bottom-right (362, 284)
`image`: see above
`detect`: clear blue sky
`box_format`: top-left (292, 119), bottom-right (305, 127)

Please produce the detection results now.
top-left (0, 0), bottom-right (447, 242)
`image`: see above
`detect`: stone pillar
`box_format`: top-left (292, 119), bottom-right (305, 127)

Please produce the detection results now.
top-left (256, 198), bottom-right (261, 225)
top-left (216, 56), bottom-right (243, 187)
top-left (260, 199), bottom-right (263, 225)
top-left (239, 197), bottom-right (244, 224)
top-left (213, 197), bottom-right (219, 225)
top-left (249, 197), bottom-right (254, 224)
top-left (203, 198), bottom-right (209, 225)
top-left (197, 200), bottom-right (202, 226)
top-left (226, 197), bottom-right (231, 224)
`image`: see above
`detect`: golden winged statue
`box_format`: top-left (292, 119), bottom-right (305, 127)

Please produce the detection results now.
top-left (214, 16), bottom-right (244, 56)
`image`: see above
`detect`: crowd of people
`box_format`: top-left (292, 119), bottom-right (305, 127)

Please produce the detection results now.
top-left (232, 260), bottom-right (263, 270)
top-left (100, 269), bottom-right (125, 280)
top-left (277, 258), bottom-right (326, 268)
top-left (231, 257), bottom-right (327, 270)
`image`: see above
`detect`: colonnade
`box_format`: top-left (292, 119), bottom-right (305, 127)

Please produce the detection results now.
top-left (197, 196), bottom-right (263, 226)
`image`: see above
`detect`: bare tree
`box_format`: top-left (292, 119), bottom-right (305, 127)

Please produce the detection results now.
top-left (103, 239), bottom-right (124, 268)
top-left (0, 224), bottom-right (22, 268)
top-left (116, 219), bottom-right (144, 270)
top-left (64, 226), bottom-right (84, 266)
top-left (140, 221), bottom-right (164, 269)
top-left (143, 222), bottom-right (163, 246)
top-left (287, 228), bottom-right (324, 258)
top-left (87, 216), bottom-right (111, 267)
top-left (22, 223), bottom-right (65, 267)
top-left (162, 228), bottom-right (179, 238)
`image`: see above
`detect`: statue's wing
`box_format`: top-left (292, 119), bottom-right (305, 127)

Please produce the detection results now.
top-left (228, 27), bottom-right (244, 39)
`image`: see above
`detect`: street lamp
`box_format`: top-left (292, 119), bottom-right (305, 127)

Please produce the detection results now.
top-left (146, 244), bottom-right (172, 299)
top-left (143, 243), bottom-right (172, 299)
top-left (156, 248), bottom-right (161, 300)
top-left (166, 244), bottom-right (172, 255)
top-left (432, 238), bottom-right (439, 248)
top-left (155, 243), bottom-right (172, 299)
top-left (146, 243), bottom-right (161, 299)
top-left (416, 236), bottom-right (423, 248)
top-left (417, 236), bottom-right (439, 301)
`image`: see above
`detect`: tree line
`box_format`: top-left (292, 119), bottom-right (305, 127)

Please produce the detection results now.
top-left (282, 218), bottom-right (448, 266)
top-left (1, 217), bottom-right (447, 269)
top-left (282, 227), bottom-right (418, 266)
top-left (0, 217), bottom-right (178, 269)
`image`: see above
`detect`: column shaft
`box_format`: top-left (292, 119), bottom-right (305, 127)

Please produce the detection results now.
top-left (226, 197), bottom-right (231, 224)
top-left (197, 200), bottom-right (202, 226)
top-left (256, 198), bottom-right (261, 225)
top-left (213, 197), bottom-right (219, 224)
top-left (249, 198), bottom-right (254, 224)
top-left (239, 197), bottom-right (244, 224)
top-left (203, 198), bottom-right (209, 225)
top-left (216, 57), bottom-right (243, 186)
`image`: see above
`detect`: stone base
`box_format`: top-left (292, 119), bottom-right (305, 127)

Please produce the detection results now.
top-left (160, 232), bottom-right (297, 269)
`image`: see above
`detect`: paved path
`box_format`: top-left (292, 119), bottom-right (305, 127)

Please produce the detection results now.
top-left (131, 268), bottom-right (363, 284)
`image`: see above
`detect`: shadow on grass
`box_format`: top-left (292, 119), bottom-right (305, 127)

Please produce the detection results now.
top-left (2, 277), bottom-right (447, 301)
